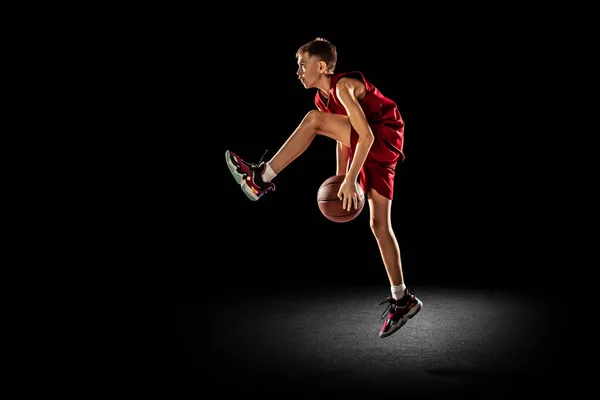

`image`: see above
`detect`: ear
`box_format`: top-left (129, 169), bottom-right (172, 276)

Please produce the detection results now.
top-left (319, 61), bottom-right (327, 73)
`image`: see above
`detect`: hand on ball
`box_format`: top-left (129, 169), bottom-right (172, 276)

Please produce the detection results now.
top-left (337, 178), bottom-right (361, 211)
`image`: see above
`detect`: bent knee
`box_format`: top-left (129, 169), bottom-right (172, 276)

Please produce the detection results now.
top-left (302, 110), bottom-right (325, 130)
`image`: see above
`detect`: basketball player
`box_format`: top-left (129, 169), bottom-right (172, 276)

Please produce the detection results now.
top-left (225, 37), bottom-right (422, 338)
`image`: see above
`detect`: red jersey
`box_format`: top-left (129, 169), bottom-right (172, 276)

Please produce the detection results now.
top-left (314, 71), bottom-right (405, 200)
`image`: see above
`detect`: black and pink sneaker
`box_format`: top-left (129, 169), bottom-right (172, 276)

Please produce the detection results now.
top-left (225, 150), bottom-right (275, 201)
top-left (379, 289), bottom-right (422, 338)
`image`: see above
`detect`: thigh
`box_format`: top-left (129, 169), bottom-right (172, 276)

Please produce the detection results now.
top-left (312, 111), bottom-right (353, 148)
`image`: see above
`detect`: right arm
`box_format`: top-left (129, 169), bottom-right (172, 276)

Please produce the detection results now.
top-left (336, 141), bottom-right (350, 176)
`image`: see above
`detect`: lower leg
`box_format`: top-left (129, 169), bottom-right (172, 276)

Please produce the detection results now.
top-left (368, 189), bottom-right (406, 299)
top-left (266, 113), bottom-right (318, 175)
top-left (372, 225), bottom-right (405, 287)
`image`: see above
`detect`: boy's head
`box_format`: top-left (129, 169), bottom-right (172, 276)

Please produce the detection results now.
top-left (296, 37), bottom-right (337, 74)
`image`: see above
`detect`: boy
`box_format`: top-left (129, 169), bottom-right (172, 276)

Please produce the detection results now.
top-left (225, 37), bottom-right (421, 338)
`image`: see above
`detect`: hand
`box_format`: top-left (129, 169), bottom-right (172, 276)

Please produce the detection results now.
top-left (337, 178), bottom-right (361, 211)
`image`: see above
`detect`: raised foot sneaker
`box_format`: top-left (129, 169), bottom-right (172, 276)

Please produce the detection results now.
top-left (225, 150), bottom-right (275, 201)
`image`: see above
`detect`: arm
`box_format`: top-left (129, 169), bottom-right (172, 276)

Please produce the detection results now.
top-left (335, 78), bottom-right (374, 184)
top-left (336, 141), bottom-right (350, 175)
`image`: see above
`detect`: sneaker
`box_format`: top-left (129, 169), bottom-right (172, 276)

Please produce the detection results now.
top-left (225, 150), bottom-right (275, 201)
top-left (379, 288), bottom-right (422, 338)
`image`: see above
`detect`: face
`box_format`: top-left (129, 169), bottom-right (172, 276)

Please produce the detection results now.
top-left (296, 52), bottom-right (325, 89)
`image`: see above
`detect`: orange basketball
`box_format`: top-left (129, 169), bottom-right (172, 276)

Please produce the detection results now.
top-left (317, 175), bottom-right (365, 223)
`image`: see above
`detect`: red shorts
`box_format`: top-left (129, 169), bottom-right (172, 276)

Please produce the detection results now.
top-left (349, 124), bottom-right (404, 200)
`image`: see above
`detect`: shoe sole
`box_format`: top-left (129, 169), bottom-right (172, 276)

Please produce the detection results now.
top-left (241, 181), bottom-right (260, 201)
top-left (379, 300), bottom-right (423, 338)
top-left (225, 150), bottom-right (246, 185)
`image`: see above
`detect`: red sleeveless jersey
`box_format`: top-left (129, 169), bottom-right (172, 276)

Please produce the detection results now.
top-left (314, 71), bottom-right (405, 200)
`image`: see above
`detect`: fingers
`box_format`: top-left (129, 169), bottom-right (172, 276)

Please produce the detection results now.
top-left (338, 190), bottom-right (346, 210)
top-left (348, 193), bottom-right (357, 211)
top-left (339, 192), bottom-right (359, 211)
top-left (344, 194), bottom-right (357, 212)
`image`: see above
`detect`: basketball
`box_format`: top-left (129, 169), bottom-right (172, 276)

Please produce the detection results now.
top-left (317, 175), bottom-right (365, 223)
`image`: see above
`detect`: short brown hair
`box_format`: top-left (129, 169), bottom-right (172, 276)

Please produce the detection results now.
top-left (296, 37), bottom-right (337, 73)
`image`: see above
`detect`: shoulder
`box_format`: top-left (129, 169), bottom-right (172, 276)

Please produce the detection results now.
top-left (334, 71), bottom-right (367, 98)
top-left (336, 77), bottom-right (364, 90)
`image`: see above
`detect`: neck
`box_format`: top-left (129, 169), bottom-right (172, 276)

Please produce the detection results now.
top-left (315, 74), bottom-right (332, 94)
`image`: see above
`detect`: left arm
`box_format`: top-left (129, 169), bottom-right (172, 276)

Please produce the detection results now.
top-left (335, 78), bottom-right (374, 210)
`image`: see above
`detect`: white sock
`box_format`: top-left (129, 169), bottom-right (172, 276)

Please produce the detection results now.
top-left (261, 162), bottom-right (277, 182)
top-left (391, 284), bottom-right (406, 300)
